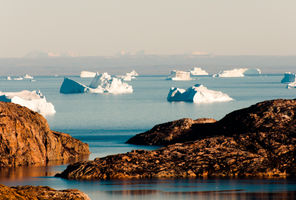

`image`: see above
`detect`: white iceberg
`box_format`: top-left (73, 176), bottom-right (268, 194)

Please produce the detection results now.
top-left (13, 77), bottom-right (23, 80)
top-left (213, 68), bottom-right (261, 77)
top-left (167, 84), bottom-right (233, 103)
top-left (281, 72), bottom-right (296, 83)
top-left (190, 67), bottom-right (209, 76)
top-left (60, 78), bottom-right (89, 94)
top-left (167, 70), bottom-right (192, 81)
top-left (80, 71), bottom-right (97, 78)
top-left (23, 74), bottom-right (34, 79)
top-left (89, 73), bottom-right (133, 94)
top-left (0, 90), bottom-right (56, 116)
top-left (127, 70), bottom-right (139, 77)
top-left (60, 73), bottom-right (133, 94)
top-left (287, 82), bottom-right (296, 89)
top-left (7, 76), bottom-right (11, 80)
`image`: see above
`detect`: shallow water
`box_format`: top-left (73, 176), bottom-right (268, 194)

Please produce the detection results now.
top-left (0, 75), bottom-right (295, 199)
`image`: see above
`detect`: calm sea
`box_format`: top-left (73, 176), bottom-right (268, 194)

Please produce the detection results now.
top-left (0, 75), bottom-right (295, 199)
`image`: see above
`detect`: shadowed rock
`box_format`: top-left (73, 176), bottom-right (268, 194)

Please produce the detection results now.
top-left (57, 99), bottom-right (296, 180)
top-left (0, 102), bottom-right (90, 167)
top-left (0, 184), bottom-right (90, 200)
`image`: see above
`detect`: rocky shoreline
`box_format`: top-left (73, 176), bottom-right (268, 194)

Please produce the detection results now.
top-left (56, 99), bottom-right (296, 180)
top-left (0, 184), bottom-right (90, 200)
top-left (0, 102), bottom-right (90, 167)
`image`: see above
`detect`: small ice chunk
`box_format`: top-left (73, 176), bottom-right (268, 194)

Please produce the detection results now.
top-left (0, 90), bottom-right (56, 116)
top-left (23, 74), bottom-right (34, 79)
top-left (60, 78), bottom-right (89, 94)
top-left (167, 84), bottom-right (233, 103)
top-left (190, 67), bottom-right (209, 76)
top-left (80, 71), bottom-right (97, 78)
top-left (7, 76), bottom-right (11, 80)
top-left (14, 77), bottom-right (23, 80)
top-left (287, 82), bottom-right (296, 89)
top-left (281, 72), bottom-right (296, 83)
top-left (167, 70), bottom-right (192, 81)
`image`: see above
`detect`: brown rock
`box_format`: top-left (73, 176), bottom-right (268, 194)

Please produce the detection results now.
top-left (57, 99), bottom-right (296, 179)
top-left (0, 184), bottom-right (90, 200)
top-left (0, 102), bottom-right (90, 167)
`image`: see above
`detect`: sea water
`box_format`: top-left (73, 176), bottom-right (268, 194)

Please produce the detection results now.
top-left (0, 75), bottom-right (295, 199)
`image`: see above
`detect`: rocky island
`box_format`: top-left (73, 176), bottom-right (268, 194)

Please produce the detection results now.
top-left (0, 184), bottom-right (90, 200)
top-left (57, 99), bottom-right (296, 180)
top-left (0, 102), bottom-right (90, 167)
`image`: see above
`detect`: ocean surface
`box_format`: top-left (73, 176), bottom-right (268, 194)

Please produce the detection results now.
top-left (0, 74), bottom-right (295, 199)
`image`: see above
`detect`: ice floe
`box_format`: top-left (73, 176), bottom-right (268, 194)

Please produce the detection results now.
top-left (167, 84), bottom-right (233, 103)
top-left (190, 67), bottom-right (209, 76)
top-left (281, 72), bottom-right (296, 83)
top-left (60, 72), bottom-right (133, 94)
top-left (80, 71), bottom-right (97, 78)
top-left (213, 68), bottom-right (261, 77)
top-left (167, 70), bottom-right (192, 81)
top-left (0, 90), bottom-right (56, 116)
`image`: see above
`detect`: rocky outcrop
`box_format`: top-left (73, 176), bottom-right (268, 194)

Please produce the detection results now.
top-left (128, 99), bottom-right (296, 145)
top-left (0, 102), bottom-right (90, 167)
top-left (0, 184), bottom-right (90, 200)
top-left (126, 118), bottom-right (216, 145)
top-left (57, 99), bottom-right (296, 179)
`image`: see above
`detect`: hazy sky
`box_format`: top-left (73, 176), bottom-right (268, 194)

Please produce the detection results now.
top-left (1, 0), bottom-right (296, 58)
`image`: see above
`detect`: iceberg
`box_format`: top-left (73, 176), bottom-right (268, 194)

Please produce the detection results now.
top-left (7, 76), bottom-right (11, 80)
top-left (127, 70), bottom-right (139, 77)
top-left (0, 90), bottom-right (56, 116)
top-left (281, 72), bottom-right (296, 83)
top-left (167, 70), bottom-right (192, 81)
top-left (60, 78), bottom-right (89, 94)
top-left (190, 67), bottom-right (209, 76)
top-left (80, 71), bottom-right (97, 78)
top-left (117, 70), bottom-right (139, 81)
top-left (60, 73), bottom-right (133, 94)
top-left (89, 73), bottom-right (133, 94)
top-left (213, 68), bottom-right (261, 77)
top-left (23, 74), bottom-right (34, 79)
top-left (14, 77), bottom-right (23, 80)
top-left (287, 82), bottom-right (296, 89)
top-left (167, 84), bottom-right (233, 103)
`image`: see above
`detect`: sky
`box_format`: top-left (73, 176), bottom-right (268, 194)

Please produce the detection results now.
top-left (1, 0), bottom-right (296, 58)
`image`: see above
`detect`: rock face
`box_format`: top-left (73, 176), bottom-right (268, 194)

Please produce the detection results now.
top-left (127, 118), bottom-right (216, 145)
top-left (0, 184), bottom-right (90, 200)
top-left (0, 102), bottom-right (90, 167)
top-left (57, 99), bottom-right (296, 179)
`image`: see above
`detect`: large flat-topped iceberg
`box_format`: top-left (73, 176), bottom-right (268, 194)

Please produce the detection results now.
top-left (60, 78), bottom-right (89, 94)
top-left (213, 68), bottom-right (261, 77)
top-left (80, 71), bottom-right (97, 78)
top-left (60, 73), bottom-right (133, 94)
top-left (89, 73), bottom-right (133, 94)
top-left (281, 72), bottom-right (296, 83)
top-left (167, 84), bottom-right (233, 103)
top-left (167, 70), bottom-right (192, 81)
top-left (0, 90), bottom-right (56, 116)
top-left (190, 67), bottom-right (209, 76)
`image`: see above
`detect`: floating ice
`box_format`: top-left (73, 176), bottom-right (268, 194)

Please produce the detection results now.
top-left (167, 70), bottom-right (192, 81)
top-left (60, 73), bottom-right (133, 94)
top-left (80, 71), bottom-right (97, 78)
top-left (287, 82), bottom-right (296, 89)
top-left (13, 77), bottom-right (23, 81)
top-left (23, 74), bottom-right (34, 79)
top-left (127, 70), bottom-right (139, 77)
top-left (60, 78), bottom-right (89, 94)
top-left (89, 73), bottom-right (133, 94)
top-left (7, 76), bottom-right (11, 80)
top-left (190, 67), bottom-right (209, 76)
top-left (167, 84), bottom-right (233, 103)
top-left (281, 72), bottom-right (296, 83)
top-left (213, 68), bottom-right (261, 77)
top-left (117, 70), bottom-right (139, 81)
top-left (0, 90), bottom-right (56, 116)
